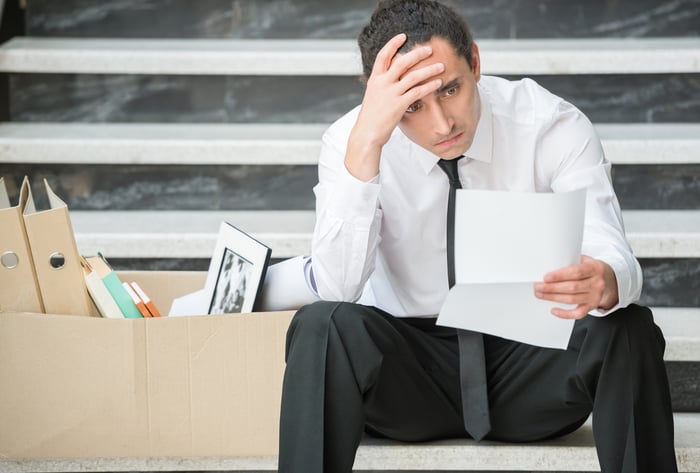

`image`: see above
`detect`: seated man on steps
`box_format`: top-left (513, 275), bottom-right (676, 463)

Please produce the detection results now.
top-left (278, 1), bottom-right (677, 472)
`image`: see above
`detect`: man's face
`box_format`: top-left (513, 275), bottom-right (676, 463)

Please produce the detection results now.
top-left (397, 37), bottom-right (481, 160)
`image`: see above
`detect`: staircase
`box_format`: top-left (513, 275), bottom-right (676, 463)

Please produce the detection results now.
top-left (0, 0), bottom-right (698, 471)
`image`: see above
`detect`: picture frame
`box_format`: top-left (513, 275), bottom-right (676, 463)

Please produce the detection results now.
top-left (203, 222), bottom-right (271, 314)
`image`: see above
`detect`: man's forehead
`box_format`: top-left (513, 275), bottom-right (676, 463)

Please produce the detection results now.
top-left (402, 37), bottom-right (469, 70)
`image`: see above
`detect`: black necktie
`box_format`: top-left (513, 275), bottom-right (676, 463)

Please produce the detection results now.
top-left (437, 157), bottom-right (491, 441)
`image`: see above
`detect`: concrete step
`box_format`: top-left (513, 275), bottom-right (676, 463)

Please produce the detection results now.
top-left (1, 122), bottom-right (699, 165)
top-left (68, 209), bottom-right (700, 259)
top-left (1, 37), bottom-right (699, 75)
top-left (2, 412), bottom-right (698, 471)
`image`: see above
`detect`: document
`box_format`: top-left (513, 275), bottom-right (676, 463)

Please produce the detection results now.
top-left (437, 189), bottom-right (586, 349)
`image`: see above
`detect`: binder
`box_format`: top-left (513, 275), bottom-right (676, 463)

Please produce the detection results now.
top-left (0, 177), bottom-right (44, 313)
top-left (22, 179), bottom-right (97, 316)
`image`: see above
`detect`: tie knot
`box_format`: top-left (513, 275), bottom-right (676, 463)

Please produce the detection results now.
top-left (437, 157), bottom-right (463, 186)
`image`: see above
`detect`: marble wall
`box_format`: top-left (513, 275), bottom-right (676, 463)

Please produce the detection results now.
top-left (25, 0), bottom-right (700, 39)
top-left (1, 163), bottom-right (698, 211)
top-left (9, 73), bottom-right (700, 124)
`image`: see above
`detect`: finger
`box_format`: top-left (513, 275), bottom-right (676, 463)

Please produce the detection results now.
top-left (388, 43), bottom-right (436, 79)
top-left (536, 289), bottom-right (592, 306)
top-left (543, 263), bottom-right (594, 283)
top-left (372, 33), bottom-right (408, 75)
top-left (535, 280), bottom-right (590, 297)
top-left (397, 62), bottom-right (445, 94)
top-left (551, 304), bottom-right (591, 320)
top-left (401, 78), bottom-right (443, 107)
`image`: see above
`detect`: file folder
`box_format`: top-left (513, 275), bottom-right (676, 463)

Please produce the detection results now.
top-left (0, 177), bottom-right (44, 313)
top-left (23, 179), bottom-right (97, 316)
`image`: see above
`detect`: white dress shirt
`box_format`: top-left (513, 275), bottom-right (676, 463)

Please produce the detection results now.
top-left (310, 75), bottom-right (642, 318)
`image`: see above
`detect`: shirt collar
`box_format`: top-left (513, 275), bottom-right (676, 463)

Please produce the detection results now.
top-left (407, 82), bottom-right (494, 175)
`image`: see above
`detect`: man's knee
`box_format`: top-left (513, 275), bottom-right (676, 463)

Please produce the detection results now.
top-left (577, 304), bottom-right (665, 357)
top-left (286, 301), bottom-right (371, 354)
top-left (291, 300), bottom-right (366, 332)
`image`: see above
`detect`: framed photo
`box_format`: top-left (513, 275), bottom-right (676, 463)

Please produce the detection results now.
top-left (203, 222), bottom-right (271, 314)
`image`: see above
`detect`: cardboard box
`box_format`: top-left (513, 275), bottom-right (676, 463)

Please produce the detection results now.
top-left (0, 271), bottom-right (295, 459)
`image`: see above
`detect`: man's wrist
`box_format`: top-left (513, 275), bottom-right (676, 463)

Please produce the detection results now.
top-left (345, 128), bottom-right (385, 182)
top-left (597, 261), bottom-right (620, 310)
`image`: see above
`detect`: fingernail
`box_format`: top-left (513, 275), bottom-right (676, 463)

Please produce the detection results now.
top-left (424, 46), bottom-right (432, 54)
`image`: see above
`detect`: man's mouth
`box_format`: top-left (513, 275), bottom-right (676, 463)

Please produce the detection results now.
top-left (435, 132), bottom-right (463, 148)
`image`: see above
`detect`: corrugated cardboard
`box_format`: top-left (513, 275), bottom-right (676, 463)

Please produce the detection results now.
top-left (0, 270), bottom-right (294, 459)
top-left (0, 176), bottom-right (44, 313)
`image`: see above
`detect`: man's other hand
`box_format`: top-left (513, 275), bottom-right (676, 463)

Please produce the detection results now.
top-left (534, 255), bottom-right (619, 320)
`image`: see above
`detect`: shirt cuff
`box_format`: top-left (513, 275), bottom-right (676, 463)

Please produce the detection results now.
top-left (586, 253), bottom-right (633, 317)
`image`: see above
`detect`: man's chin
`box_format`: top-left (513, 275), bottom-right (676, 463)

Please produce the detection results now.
top-left (434, 143), bottom-right (470, 159)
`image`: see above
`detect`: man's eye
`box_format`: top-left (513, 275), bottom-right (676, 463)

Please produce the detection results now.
top-left (444, 86), bottom-right (458, 97)
top-left (406, 102), bottom-right (422, 113)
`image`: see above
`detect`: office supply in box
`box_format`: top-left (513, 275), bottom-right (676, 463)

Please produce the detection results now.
top-left (22, 178), bottom-right (96, 316)
top-left (0, 176), bottom-right (43, 313)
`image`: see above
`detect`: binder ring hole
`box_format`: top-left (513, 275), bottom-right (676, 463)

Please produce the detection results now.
top-left (1, 251), bottom-right (19, 269)
top-left (49, 252), bottom-right (65, 270)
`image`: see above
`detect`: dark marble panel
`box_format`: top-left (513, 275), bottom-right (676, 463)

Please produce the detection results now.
top-left (9, 73), bottom-right (700, 124)
top-left (666, 362), bottom-right (700, 412)
top-left (513, 74), bottom-right (700, 124)
top-left (8, 74), bottom-right (363, 124)
top-left (639, 258), bottom-right (700, 307)
top-left (2, 163), bottom-right (697, 211)
top-left (25, 0), bottom-right (700, 39)
top-left (612, 165), bottom-right (700, 210)
top-left (0, 164), bottom-right (318, 211)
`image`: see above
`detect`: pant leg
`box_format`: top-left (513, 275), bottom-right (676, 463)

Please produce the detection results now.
top-left (484, 304), bottom-right (677, 473)
top-left (278, 300), bottom-right (466, 473)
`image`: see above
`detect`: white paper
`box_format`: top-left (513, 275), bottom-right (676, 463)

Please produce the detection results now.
top-left (257, 256), bottom-right (320, 311)
top-left (168, 288), bottom-right (207, 317)
top-left (437, 189), bottom-right (586, 349)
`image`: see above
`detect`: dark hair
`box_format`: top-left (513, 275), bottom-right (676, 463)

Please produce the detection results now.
top-left (358, 0), bottom-right (474, 79)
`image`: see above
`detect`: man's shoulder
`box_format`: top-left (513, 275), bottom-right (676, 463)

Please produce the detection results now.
top-left (480, 75), bottom-right (568, 124)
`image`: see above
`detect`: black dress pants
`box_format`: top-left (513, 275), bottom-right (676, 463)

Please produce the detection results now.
top-left (278, 301), bottom-right (677, 473)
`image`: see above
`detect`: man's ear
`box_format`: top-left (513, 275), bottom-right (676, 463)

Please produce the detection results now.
top-left (471, 43), bottom-right (481, 82)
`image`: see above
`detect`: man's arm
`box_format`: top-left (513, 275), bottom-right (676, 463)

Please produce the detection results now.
top-left (532, 101), bottom-right (642, 320)
top-left (310, 33), bottom-right (445, 301)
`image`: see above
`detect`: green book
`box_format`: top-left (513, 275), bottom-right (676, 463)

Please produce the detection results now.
top-left (86, 253), bottom-right (143, 319)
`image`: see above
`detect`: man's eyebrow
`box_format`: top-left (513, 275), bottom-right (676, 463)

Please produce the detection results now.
top-left (435, 78), bottom-right (462, 95)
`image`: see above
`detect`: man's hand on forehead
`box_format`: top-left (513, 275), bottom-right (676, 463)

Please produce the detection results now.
top-left (374, 33), bottom-right (445, 105)
top-left (345, 33), bottom-right (444, 181)
top-left (355, 33), bottom-right (444, 144)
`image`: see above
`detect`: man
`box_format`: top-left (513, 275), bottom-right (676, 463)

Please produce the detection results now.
top-left (278, 1), bottom-right (677, 472)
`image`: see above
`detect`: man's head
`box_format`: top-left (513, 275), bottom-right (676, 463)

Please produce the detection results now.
top-left (358, 0), bottom-right (475, 80)
top-left (357, 0), bottom-right (481, 159)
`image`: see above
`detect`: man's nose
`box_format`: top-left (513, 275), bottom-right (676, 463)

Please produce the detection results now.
top-left (431, 105), bottom-right (453, 136)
